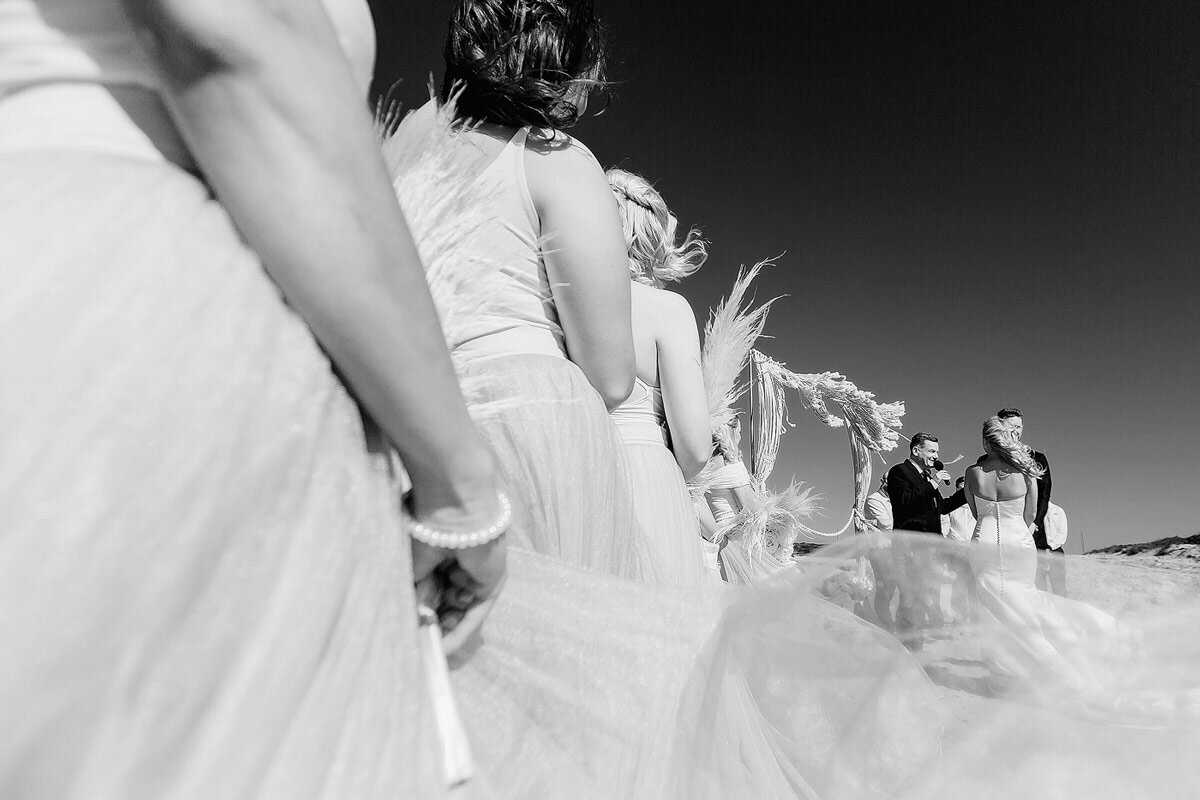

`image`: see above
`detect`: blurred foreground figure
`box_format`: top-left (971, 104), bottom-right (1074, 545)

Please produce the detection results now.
top-left (0, 1), bottom-right (506, 797)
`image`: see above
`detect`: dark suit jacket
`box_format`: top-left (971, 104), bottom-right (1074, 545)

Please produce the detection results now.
top-left (886, 460), bottom-right (967, 534)
top-left (1030, 450), bottom-right (1053, 550)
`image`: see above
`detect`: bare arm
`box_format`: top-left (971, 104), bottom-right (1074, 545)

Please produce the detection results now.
top-left (696, 498), bottom-right (721, 543)
top-left (656, 293), bottom-right (710, 479)
top-left (964, 467), bottom-right (980, 519)
top-left (527, 140), bottom-right (634, 410)
top-left (119, 0), bottom-right (498, 530)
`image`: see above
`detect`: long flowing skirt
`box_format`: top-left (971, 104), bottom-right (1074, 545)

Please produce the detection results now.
top-left (621, 442), bottom-right (710, 587)
top-left (0, 154), bottom-right (442, 800)
top-left (458, 354), bottom-right (665, 581)
top-left (450, 353), bottom-right (947, 797)
top-left (451, 346), bottom-right (1200, 798)
top-left (849, 532), bottom-right (1200, 799)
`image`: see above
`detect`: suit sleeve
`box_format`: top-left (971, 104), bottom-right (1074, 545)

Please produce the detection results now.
top-left (937, 487), bottom-right (967, 514)
top-left (1033, 452), bottom-right (1052, 546)
top-left (887, 465), bottom-right (922, 517)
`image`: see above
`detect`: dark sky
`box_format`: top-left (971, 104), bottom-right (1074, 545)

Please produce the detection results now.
top-left (368, 2), bottom-right (1200, 550)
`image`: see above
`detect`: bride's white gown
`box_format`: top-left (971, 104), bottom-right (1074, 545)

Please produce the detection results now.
top-left (970, 496), bottom-right (1130, 692)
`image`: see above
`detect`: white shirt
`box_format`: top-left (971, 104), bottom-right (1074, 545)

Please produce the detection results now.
top-left (864, 491), bottom-right (893, 531)
top-left (1044, 502), bottom-right (1069, 550)
top-left (946, 504), bottom-right (976, 542)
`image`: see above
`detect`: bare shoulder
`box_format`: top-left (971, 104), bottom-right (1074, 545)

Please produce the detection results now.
top-left (523, 129), bottom-right (602, 173)
top-left (641, 287), bottom-right (698, 337)
top-left (522, 130), bottom-right (608, 210)
top-left (639, 285), bottom-right (695, 317)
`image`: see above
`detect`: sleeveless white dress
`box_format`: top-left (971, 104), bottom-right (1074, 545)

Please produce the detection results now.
top-left (447, 126), bottom-right (663, 581)
top-left (611, 377), bottom-right (709, 586)
top-left (0, 4), bottom-right (445, 798)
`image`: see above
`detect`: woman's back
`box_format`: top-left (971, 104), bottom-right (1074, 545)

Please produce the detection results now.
top-left (969, 460), bottom-right (1029, 502)
top-left (433, 116), bottom-right (569, 362)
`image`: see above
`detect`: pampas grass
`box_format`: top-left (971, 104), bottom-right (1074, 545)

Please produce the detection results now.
top-left (701, 259), bottom-right (780, 436)
top-left (736, 480), bottom-right (822, 564)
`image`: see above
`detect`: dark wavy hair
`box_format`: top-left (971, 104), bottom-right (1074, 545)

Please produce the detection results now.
top-left (442, 0), bottom-right (607, 129)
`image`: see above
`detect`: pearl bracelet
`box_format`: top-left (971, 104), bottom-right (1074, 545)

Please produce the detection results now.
top-left (407, 491), bottom-right (512, 550)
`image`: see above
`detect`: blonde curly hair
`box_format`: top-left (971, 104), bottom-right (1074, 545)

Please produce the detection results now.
top-left (606, 168), bottom-right (707, 287)
top-left (983, 416), bottom-right (1045, 478)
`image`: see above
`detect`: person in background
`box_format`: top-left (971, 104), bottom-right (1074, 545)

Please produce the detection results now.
top-left (607, 167), bottom-right (712, 586)
top-left (1044, 501), bottom-right (1070, 553)
top-left (941, 475), bottom-right (977, 624)
top-left (886, 433), bottom-right (966, 640)
top-left (0, 1), bottom-right (505, 796)
top-left (946, 476), bottom-right (977, 541)
top-left (863, 474), bottom-right (899, 630)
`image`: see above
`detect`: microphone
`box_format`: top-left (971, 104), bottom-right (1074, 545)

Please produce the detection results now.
top-left (933, 459), bottom-right (950, 485)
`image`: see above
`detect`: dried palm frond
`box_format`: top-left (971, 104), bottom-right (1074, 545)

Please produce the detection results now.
top-left (701, 260), bottom-right (780, 435)
top-left (749, 352), bottom-right (905, 535)
top-left (752, 355), bottom-right (905, 458)
top-left (737, 481), bottom-right (822, 565)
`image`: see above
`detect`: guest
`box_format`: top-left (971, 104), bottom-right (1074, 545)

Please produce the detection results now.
top-left (864, 474), bottom-right (894, 531)
top-left (945, 476), bottom-right (977, 542)
top-left (432, 0), bottom-right (657, 579)
top-left (940, 476), bottom-right (976, 624)
top-left (701, 417), bottom-right (767, 582)
top-left (0, 1), bottom-right (505, 796)
top-left (863, 475), bottom-right (900, 629)
top-left (607, 168), bottom-right (712, 586)
top-left (997, 407), bottom-right (1063, 594)
top-left (1044, 501), bottom-right (1070, 552)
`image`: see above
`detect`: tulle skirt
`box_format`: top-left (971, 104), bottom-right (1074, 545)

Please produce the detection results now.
top-left (0, 154), bottom-right (443, 799)
top-left (620, 442), bottom-right (710, 587)
top-left (458, 354), bottom-right (664, 581)
top-left (452, 546), bottom-right (949, 800)
top-left (847, 532), bottom-right (1200, 799)
top-left (450, 351), bottom-right (948, 797)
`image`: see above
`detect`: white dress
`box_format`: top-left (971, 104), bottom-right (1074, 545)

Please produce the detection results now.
top-left (970, 496), bottom-right (1132, 693)
top-left (0, 2), bottom-right (444, 798)
top-left (611, 377), bottom-right (710, 586)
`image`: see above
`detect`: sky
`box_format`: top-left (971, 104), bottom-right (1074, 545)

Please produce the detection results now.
top-left (368, 2), bottom-right (1200, 551)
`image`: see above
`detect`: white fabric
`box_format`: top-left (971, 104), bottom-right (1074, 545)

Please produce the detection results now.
top-left (449, 123), bottom-right (605, 364)
top-left (707, 461), bottom-right (751, 489)
top-left (610, 377), bottom-right (669, 447)
top-left (864, 490), bottom-right (893, 530)
top-left (1045, 501), bottom-right (1069, 549)
top-left (946, 503), bottom-right (976, 542)
top-left (0, 0), bottom-right (375, 96)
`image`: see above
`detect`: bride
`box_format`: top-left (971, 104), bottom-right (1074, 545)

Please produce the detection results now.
top-left (965, 416), bottom-right (1131, 695)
